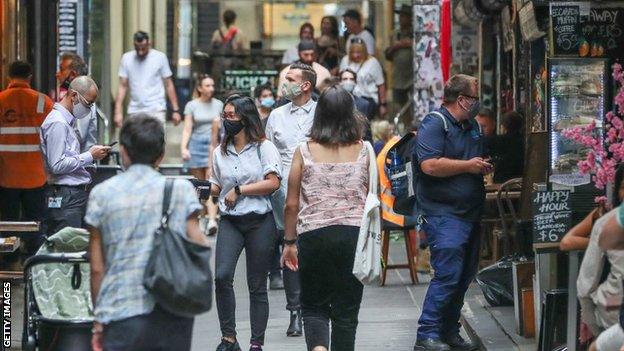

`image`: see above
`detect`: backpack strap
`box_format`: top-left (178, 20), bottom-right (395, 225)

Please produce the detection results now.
top-left (428, 111), bottom-right (449, 132)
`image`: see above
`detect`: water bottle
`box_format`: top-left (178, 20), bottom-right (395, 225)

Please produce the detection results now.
top-left (389, 150), bottom-right (405, 196)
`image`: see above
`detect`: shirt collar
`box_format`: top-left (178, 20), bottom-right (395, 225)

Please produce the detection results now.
top-left (129, 164), bottom-right (159, 175)
top-left (226, 142), bottom-right (256, 155)
top-left (53, 103), bottom-right (75, 125)
top-left (7, 80), bottom-right (31, 89)
top-left (440, 106), bottom-right (463, 127)
top-left (290, 98), bottom-right (314, 114)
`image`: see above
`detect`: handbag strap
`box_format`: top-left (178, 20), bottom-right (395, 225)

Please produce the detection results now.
top-left (162, 178), bottom-right (174, 226)
top-left (363, 141), bottom-right (378, 195)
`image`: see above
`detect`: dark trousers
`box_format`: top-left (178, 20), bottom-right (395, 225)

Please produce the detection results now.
top-left (215, 213), bottom-right (277, 345)
top-left (0, 186), bottom-right (47, 254)
top-left (44, 185), bottom-right (88, 235)
top-left (299, 225), bottom-right (363, 351)
top-left (103, 304), bottom-right (194, 351)
top-left (417, 216), bottom-right (481, 340)
top-left (271, 230), bottom-right (302, 311)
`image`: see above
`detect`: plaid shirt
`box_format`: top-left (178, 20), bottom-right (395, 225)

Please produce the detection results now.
top-left (85, 164), bottom-right (202, 323)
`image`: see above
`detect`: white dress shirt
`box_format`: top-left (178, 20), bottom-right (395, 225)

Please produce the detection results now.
top-left (265, 98), bottom-right (316, 181)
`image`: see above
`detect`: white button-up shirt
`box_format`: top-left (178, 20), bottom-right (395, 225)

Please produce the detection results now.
top-left (265, 98), bottom-right (316, 181)
top-left (209, 140), bottom-right (282, 216)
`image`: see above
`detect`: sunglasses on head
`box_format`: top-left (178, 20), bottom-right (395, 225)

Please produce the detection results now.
top-left (350, 38), bottom-right (365, 44)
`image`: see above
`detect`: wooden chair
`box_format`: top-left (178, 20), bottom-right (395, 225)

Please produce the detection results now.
top-left (380, 220), bottom-right (418, 286)
top-left (496, 178), bottom-right (523, 256)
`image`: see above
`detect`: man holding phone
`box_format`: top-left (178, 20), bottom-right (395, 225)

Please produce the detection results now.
top-left (40, 76), bottom-right (111, 235)
top-left (413, 74), bottom-right (489, 351)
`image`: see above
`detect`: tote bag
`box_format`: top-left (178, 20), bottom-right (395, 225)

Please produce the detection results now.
top-left (143, 179), bottom-right (213, 317)
top-left (352, 141), bottom-right (382, 284)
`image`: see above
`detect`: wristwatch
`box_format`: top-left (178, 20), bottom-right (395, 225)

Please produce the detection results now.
top-left (234, 185), bottom-right (241, 195)
top-left (284, 238), bottom-right (297, 245)
top-left (172, 109), bottom-right (180, 113)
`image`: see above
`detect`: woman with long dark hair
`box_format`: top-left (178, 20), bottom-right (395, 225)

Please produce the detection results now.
top-left (209, 95), bottom-right (282, 351)
top-left (317, 16), bottom-right (341, 75)
top-left (281, 86), bottom-right (372, 351)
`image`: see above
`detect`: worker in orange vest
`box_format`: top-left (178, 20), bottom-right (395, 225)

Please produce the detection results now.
top-left (0, 61), bottom-right (54, 254)
top-left (377, 131), bottom-right (431, 273)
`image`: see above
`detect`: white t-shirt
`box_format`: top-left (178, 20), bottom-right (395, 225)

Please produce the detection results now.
top-left (346, 30), bottom-right (376, 55)
top-left (118, 49), bottom-right (173, 114)
top-left (339, 56), bottom-right (385, 103)
top-left (281, 46), bottom-right (299, 65)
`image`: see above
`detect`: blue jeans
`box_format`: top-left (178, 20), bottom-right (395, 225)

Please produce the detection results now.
top-left (417, 215), bottom-right (481, 340)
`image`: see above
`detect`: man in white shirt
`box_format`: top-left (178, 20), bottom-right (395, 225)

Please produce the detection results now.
top-left (277, 41), bottom-right (331, 99)
top-left (281, 23), bottom-right (315, 66)
top-left (114, 31), bottom-right (181, 127)
top-left (265, 62), bottom-right (318, 338)
top-left (343, 9), bottom-right (375, 55)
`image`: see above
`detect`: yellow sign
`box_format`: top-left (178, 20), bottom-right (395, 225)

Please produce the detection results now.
top-left (263, 3), bottom-right (328, 37)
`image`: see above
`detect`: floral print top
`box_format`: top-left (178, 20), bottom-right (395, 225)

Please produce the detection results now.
top-left (297, 141), bottom-right (369, 234)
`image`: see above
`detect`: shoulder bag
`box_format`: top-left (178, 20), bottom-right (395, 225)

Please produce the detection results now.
top-left (352, 141), bottom-right (382, 284)
top-left (143, 178), bottom-right (213, 317)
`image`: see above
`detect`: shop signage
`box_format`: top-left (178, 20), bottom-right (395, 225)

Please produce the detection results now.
top-left (532, 190), bottom-right (572, 248)
top-left (57, 0), bottom-right (87, 60)
top-left (551, 2), bottom-right (624, 58)
top-left (220, 70), bottom-right (278, 93)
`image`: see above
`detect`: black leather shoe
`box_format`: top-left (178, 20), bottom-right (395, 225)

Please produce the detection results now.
top-left (444, 334), bottom-right (478, 351)
top-left (286, 310), bottom-right (302, 337)
top-left (269, 274), bottom-right (284, 290)
top-left (216, 338), bottom-right (241, 351)
top-left (413, 338), bottom-right (451, 351)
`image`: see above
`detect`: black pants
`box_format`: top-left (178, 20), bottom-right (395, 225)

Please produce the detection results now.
top-left (44, 185), bottom-right (88, 235)
top-left (103, 304), bottom-right (194, 351)
top-left (270, 230), bottom-right (302, 311)
top-left (299, 225), bottom-right (363, 351)
top-left (0, 186), bottom-right (47, 254)
top-left (215, 213), bottom-right (277, 345)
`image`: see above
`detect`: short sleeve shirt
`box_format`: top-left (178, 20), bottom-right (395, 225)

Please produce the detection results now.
top-left (339, 56), bottom-right (385, 103)
top-left (415, 107), bottom-right (485, 222)
top-left (183, 98), bottom-right (223, 136)
top-left (346, 30), bottom-right (376, 55)
top-left (118, 49), bottom-right (172, 114)
top-left (210, 140), bottom-right (282, 216)
top-left (84, 164), bottom-right (202, 323)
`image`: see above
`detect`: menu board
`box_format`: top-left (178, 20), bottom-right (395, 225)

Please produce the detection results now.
top-left (532, 190), bottom-right (572, 248)
top-left (551, 2), bottom-right (624, 58)
top-left (57, 0), bottom-right (87, 59)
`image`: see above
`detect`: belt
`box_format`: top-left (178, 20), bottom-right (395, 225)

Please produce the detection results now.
top-left (52, 184), bottom-right (89, 192)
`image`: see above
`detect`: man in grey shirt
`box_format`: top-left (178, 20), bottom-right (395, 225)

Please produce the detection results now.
top-left (40, 76), bottom-right (110, 235)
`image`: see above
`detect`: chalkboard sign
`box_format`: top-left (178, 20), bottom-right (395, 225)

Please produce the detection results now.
top-left (532, 190), bottom-right (572, 248)
top-left (551, 2), bottom-right (624, 58)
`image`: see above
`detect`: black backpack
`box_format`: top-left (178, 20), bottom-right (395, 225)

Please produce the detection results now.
top-left (385, 112), bottom-right (449, 216)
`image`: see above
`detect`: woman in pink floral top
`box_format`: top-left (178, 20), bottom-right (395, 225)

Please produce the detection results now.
top-left (281, 85), bottom-right (370, 351)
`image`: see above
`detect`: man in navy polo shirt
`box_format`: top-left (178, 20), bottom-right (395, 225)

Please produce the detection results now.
top-left (413, 74), bottom-right (492, 351)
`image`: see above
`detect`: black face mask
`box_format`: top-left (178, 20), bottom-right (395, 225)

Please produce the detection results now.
top-left (223, 119), bottom-right (244, 136)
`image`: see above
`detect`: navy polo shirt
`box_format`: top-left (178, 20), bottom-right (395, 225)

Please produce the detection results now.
top-left (414, 106), bottom-right (485, 222)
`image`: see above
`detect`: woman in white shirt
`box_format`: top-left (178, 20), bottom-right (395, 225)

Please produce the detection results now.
top-left (339, 38), bottom-right (388, 118)
top-left (181, 74), bottom-right (223, 235)
top-left (209, 95), bottom-right (282, 351)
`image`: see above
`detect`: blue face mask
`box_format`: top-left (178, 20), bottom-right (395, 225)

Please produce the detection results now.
top-left (260, 97), bottom-right (275, 108)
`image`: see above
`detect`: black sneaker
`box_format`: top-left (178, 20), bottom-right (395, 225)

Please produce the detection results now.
top-left (413, 338), bottom-right (451, 351)
top-left (444, 334), bottom-right (478, 351)
top-left (286, 310), bottom-right (302, 337)
top-left (216, 338), bottom-right (241, 351)
top-left (249, 343), bottom-right (263, 351)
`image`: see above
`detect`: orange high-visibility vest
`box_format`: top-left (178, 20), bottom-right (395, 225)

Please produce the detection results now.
top-left (0, 81), bottom-right (53, 189)
top-left (376, 136), bottom-right (405, 227)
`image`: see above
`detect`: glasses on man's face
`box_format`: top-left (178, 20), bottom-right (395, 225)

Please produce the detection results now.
top-left (460, 94), bottom-right (479, 101)
top-left (350, 38), bottom-right (365, 44)
top-left (74, 90), bottom-right (94, 108)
